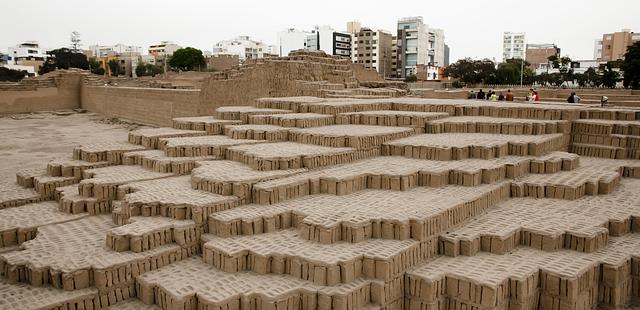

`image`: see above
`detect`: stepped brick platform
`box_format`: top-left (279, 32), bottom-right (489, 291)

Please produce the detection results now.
top-left (78, 166), bottom-right (172, 200)
top-left (191, 160), bottom-right (306, 203)
top-left (215, 106), bottom-right (292, 122)
top-left (288, 125), bottom-right (415, 149)
top-left (159, 135), bottom-right (266, 157)
top-left (136, 257), bottom-right (402, 310)
top-left (407, 233), bottom-right (640, 310)
top-left (114, 176), bottom-right (238, 226)
top-left (209, 183), bottom-right (510, 243)
top-left (202, 229), bottom-right (436, 285)
top-left (128, 128), bottom-right (208, 149)
top-left (0, 181), bottom-right (42, 209)
top-left (225, 142), bottom-right (379, 170)
top-left (335, 110), bottom-right (449, 131)
top-left (248, 113), bottom-right (335, 128)
top-left (122, 150), bottom-right (216, 174)
top-left (250, 153), bottom-right (579, 205)
top-left (440, 178), bottom-right (640, 257)
top-left (426, 116), bottom-right (571, 135)
top-left (0, 202), bottom-right (87, 248)
top-left (223, 124), bottom-right (291, 141)
top-left (383, 133), bottom-right (570, 160)
top-left (4, 96), bottom-right (640, 310)
top-left (0, 215), bottom-right (197, 291)
top-left (73, 142), bottom-right (145, 164)
top-left (171, 116), bottom-right (242, 134)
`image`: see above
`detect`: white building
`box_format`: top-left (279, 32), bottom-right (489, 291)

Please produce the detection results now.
top-left (593, 39), bottom-right (603, 60)
top-left (7, 41), bottom-right (47, 64)
top-left (214, 36), bottom-right (269, 61)
top-left (148, 41), bottom-right (181, 56)
top-left (395, 17), bottom-right (446, 79)
top-left (89, 44), bottom-right (142, 58)
top-left (502, 32), bottom-right (526, 61)
top-left (305, 25), bottom-right (351, 57)
top-left (277, 28), bottom-right (312, 56)
top-left (535, 59), bottom-right (601, 75)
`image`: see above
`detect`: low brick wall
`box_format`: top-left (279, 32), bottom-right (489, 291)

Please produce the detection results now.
top-left (81, 86), bottom-right (201, 127)
top-left (0, 75), bottom-right (82, 113)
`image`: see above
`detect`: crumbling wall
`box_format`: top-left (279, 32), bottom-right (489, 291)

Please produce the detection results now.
top-left (198, 51), bottom-right (358, 115)
top-left (351, 64), bottom-right (384, 82)
top-left (0, 73), bottom-right (82, 113)
top-left (81, 85), bottom-right (201, 127)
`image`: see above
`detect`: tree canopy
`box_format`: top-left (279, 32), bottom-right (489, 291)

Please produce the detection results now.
top-left (0, 67), bottom-right (28, 82)
top-left (622, 41), bottom-right (640, 89)
top-left (444, 58), bottom-right (496, 85)
top-left (168, 47), bottom-right (206, 71)
top-left (135, 63), bottom-right (163, 77)
top-left (39, 48), bottom-right (89, 75)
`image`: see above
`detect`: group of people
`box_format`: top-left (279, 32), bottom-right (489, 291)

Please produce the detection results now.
top-left (567, 92), bottom-right (609, 107)
top-left (467, 89), bottom-right (517, 102)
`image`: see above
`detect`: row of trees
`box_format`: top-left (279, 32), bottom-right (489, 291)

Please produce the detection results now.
top-left (444, 42), bottom-right (640, 89)
top-left (444, 57), bottom-right (622, 88)
top-left (37, 46), bottom-right (207, 77)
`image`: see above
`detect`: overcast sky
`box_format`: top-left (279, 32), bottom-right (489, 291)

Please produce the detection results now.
top-left (3, 0), bottom-right (639, 62)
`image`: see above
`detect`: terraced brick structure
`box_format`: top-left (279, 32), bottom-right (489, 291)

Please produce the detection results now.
top-left (1, 96), bottom-right (640, 310)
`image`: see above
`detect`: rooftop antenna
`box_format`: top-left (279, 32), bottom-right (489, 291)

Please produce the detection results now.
top-left (71, 31), bottom-right (82, 52)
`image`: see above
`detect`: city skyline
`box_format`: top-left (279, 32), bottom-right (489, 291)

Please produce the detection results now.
top-left (3, 0), bottom-right (640, 62)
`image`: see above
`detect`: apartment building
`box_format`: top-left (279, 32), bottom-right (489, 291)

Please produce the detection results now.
top-left (525, 44), bottom-right (560, 70)
top-left (7, 41), bottom-right (48, 74)
top-left (351, 27), bottom-right (393, 78)
top-left (394, 17), bottom-right (446, 79)
top-left (305, 25), bottom-right (351, 57)
top-left (214, 36), bottom-right (269, 61)
top-left (148, 41), bottom-right (181, 57)
top-left (277, 28), bottom-right (311, 57)
top-left (89, 44), bottom-right (142, 58)
top-left (597, 29), bottom-right (640, 61)
top-left (502, 32), bottom-right (526, 61)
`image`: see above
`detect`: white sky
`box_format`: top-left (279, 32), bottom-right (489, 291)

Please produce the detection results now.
top-left (2, 0), bottom-right (639, 62)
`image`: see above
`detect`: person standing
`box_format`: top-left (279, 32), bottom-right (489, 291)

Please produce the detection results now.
top-left (505, 89), bottom-right (514, 101)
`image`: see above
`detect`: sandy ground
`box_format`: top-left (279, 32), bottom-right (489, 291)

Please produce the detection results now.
top-left (0, 112), bottom-right (147, 181)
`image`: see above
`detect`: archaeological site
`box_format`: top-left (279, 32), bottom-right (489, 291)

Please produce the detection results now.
top-left (2, 50), bottom-right (640, 310)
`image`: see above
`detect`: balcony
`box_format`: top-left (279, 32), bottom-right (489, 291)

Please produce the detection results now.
top-left (405, 47), bottom-right (418, 54)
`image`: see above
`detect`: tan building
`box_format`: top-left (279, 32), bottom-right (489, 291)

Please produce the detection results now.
top-left (351, 27), bottom-right (393, 78)
top-left (598, 29), bottom-right (640, 61)
top-left (525, 44), bottom-right (560, 70)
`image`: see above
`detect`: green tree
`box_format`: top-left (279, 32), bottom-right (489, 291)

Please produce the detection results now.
top-left (621, 41), bottom-right (640, 89)
top-left (547, 55), bottom-right (574, 85)
top-left (136, 63), bottom-right (163, 77)
top-left (0, 67), bottom-right (28, 81)
top-left (107, 59), bottom-right (121, 76)
top-left (444, 58), bottom-right (496, 85)
top-left (39, 48), bottom-right (89, 75)
top-left (493, 58), bottom-right (533, 85)
top-left (168, 47), bottom-right (206, 71)
top-left (88, 58), bottom-right (105, 75)
top-left (599, 63), bottom-right (621, 88)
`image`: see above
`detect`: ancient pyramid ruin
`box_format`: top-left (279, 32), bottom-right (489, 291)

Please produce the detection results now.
top-left (1, 96), bottom-right (640, 310)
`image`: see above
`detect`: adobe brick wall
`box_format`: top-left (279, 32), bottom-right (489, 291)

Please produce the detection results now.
top-left (0, 74), bottom-right (82, 113)
top-left (81, 85), bottom-right (201, 127)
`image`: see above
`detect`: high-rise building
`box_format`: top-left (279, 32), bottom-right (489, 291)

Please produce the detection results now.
top-left (351, 27), bottom-right (393, 77)
top-left (525, 44), bottom-right (561, 70)
top-left (597, 29), bottom-right (639, 61)
top-left (444, 44), bottom-right (450, 67)
top-left (305, 26), bottom-right (351, 57)
top-left (502, 32), bottom-right (526, 61)
top-left (347, 21), bottom-right (361, 35)
top-left (394, 16), bottom-right (446, 79)
top-left (214, 36), bottom-right (269, 61)
top-left (593, 39), bottom-right (603, 60)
